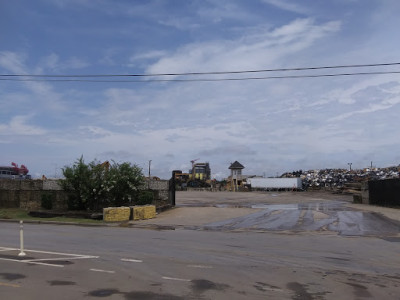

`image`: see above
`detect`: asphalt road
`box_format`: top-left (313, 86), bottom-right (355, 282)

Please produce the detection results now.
top-left (1, 191), bottom-right (400, 299)
top-left (1, 221), bottom-right (400, 299)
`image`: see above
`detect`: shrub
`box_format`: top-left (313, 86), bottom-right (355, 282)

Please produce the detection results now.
top-left (61, 156), bottom-right (144, 211)
top-left (41, 194), bottom-right (53, 210)
top-left (136, 190), bottom-right (154, 205)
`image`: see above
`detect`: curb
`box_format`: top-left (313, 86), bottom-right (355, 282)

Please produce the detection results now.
top-left (0, 218), bottom-right (112, 227)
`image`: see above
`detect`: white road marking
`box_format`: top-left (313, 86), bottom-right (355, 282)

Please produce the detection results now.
top-left (24, 261), bottom-right (64, 268)
top-left (187, 264), bottom-right (213, 269)
top-left (1, 247), bottom-right (97, 258)
top-left (0, 246), bottom-right (98, 268)
top-left (90, 268), bottom-right (115, 274)
top-left (121, 258), bottom-right (143, 263)
top-left (0, 257), bottom-right (64, 268)
top-left (162, 276), bottom-right (191, 282)
top-left (0, 247), bottom-right (15, 251)
top-left (24, 256), bottom-right (99, 262)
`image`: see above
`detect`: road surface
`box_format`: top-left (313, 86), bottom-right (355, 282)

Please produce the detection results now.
top-left (0, 191), bottom-right (399, 299)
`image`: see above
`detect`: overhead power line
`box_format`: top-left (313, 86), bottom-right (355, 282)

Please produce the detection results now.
top-left (1, 62), bottom-right (400, 78)
top-left (1, 71), bottom-right (400, 83)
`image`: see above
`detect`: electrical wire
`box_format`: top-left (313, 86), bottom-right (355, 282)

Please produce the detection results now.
top-left (0, 62), bottom-right (400, 78)
top-left (0, 71), bottom-right (400, 83)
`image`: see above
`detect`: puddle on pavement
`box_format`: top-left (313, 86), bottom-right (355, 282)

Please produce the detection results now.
top-left (191, 279), bottom-right (230, 295)
top-left (88, 289), bottom-right (120, 297)
top-left (251, 204), bottom-right (298, 209)
top-left (0, 273), bottom-right (26, 281)
top-left (48, 280), bottom-right (76, 286)
top-left (205, 201), bottom-right (400, 236)
top-left (124, 291), bottom-right (184, 300)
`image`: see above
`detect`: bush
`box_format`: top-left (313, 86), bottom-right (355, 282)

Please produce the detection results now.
top-left (41, 194), bottom-right (53, 210)
top-left (61, 156), bottom-right (145, 211)
top-left (136, 190), bottom-right (154, 205)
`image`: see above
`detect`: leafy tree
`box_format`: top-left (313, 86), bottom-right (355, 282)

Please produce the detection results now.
top-left (61, 156), bottom-right (91, 210)
top-left (61, 156), bottom-right (145, 211)
top-left (105, 161), bottom-right (144, 207)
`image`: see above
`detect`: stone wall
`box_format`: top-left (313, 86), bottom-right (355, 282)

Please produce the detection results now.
top-left (0, 178), bottom-right (174, 211)
top-left (0, 179), bottom-right (67, 210)
top-left (145, 179), bottom-right (172, 208)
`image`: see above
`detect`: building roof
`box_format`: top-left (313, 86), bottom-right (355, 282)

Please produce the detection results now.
top-left (229, 161), bottom-right (244, 169)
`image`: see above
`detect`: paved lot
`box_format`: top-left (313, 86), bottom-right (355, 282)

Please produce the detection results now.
top-left (175, 190), bottom-right (352, 206)
top-left (137, 191), bottom-right (400, 237)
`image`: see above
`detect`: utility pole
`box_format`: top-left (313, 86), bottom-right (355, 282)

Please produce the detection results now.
top-left (347, 163), bottom-right (352, 171)
top-left (148, 160), bottom-right (152, 189)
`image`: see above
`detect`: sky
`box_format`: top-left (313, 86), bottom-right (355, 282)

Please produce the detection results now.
top-left (1, 0), bottom-right (400, 179)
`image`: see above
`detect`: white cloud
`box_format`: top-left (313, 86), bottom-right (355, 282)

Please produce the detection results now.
top-left (330, 95), bottom-right (400, 121)
top-left (158, 18), bottom-right (201, 31)
top-left (37, 53), bottom-right (89, 72)
top-left (130, 50), bottom-right (167, 62)
top-left (197, 1), bottom-right (258, 23)
top-left (0, 51), bottom-right (68, 112)
top-left (0, 51), bottom-right (27, 74)
top-left (261, 0), bottom-right (310, 14)
top-left (147, 18), bottom-right (341, 74)
top-left (0, 115), bottom-right (46, 136)
top-left (39, 53), bottom-right (59, 70)
top-left (65, 56), bottom-right (89, 69)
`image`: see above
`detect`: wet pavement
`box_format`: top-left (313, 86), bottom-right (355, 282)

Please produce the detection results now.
top-left (204, 201), bottom-right (400, 236)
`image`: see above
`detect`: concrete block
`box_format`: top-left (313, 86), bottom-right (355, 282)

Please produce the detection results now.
top-left (103, 207), bottom-right (131, 222)
top-left (132, 205), bottom-right (156, 221)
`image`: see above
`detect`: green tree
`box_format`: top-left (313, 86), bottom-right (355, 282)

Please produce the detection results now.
top-left (61, 156), bottom-right (91, 210)
top-left (61, 157), bottom-right (144, 211)
top-left (105, 161), bottom-right (144, 207)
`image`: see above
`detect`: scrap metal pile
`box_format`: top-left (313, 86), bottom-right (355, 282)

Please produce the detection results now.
top-left (281, 166), bottom-right (400, 189)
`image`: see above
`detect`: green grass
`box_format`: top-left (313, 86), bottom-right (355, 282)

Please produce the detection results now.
top-left (0, 208), bottom-right (104, 224)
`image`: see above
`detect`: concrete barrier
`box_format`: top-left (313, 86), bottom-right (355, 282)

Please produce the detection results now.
top-left (132, 205), bottom-right (156, 221)
top-left (103, 207), bottom-right (131, 222)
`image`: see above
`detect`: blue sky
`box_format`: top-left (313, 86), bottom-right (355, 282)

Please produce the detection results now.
top-left (1, 0), bottom-right (400, 179)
